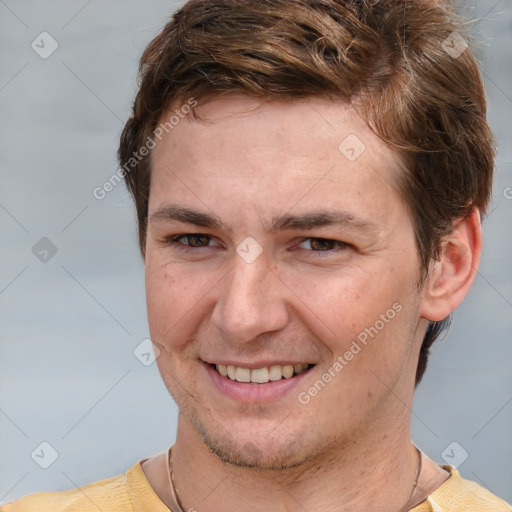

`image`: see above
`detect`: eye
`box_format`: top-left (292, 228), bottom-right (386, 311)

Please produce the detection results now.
top-left (165, 234), bottom-right (217, 249)
top-left (297, 237), bottom-right (350, 253)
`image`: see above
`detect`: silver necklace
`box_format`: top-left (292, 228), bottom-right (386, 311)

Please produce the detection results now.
top-left (401, 446), bottom-right (423, 511)
top-left (169, 446), bottom-right (422, 512)
top-left (168, 449), bottom-right (185, 512)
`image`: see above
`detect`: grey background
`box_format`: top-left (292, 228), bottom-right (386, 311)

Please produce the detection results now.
top-left (0, 0), bottom-right (511, 506)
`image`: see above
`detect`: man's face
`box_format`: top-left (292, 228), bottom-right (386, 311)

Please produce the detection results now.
top-left (146, 96), bottom-right (428, 469)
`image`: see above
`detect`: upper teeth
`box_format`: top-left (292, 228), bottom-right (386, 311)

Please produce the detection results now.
top-left (215, 363), bottom-right (310, 383)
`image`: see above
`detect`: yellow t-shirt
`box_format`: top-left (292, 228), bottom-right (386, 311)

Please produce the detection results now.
top-left (2, 449), bottom-right (510, 512)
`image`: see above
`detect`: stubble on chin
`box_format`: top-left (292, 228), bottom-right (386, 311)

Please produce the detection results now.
top-left (184, 408), bottom-right (335, 471)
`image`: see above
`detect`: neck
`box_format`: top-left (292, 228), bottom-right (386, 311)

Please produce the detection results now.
top-left (171, 414), bottom-right (421, 512)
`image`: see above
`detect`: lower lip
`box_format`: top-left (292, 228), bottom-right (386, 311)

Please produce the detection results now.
top-left (204, 362), bottom-right (314, 404)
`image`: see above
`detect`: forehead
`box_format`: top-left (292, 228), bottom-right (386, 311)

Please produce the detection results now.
top-left (149, 96), bottom-right (405, 227)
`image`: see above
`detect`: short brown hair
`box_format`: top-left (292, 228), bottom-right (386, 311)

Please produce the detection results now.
top-left (119, 0), bottom-right (495, 385)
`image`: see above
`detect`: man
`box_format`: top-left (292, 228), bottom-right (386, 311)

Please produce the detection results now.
top-left (3, 0), bottom-right (510, 511)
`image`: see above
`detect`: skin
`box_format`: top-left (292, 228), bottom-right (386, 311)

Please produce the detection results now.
top-left (142, 95), bottom-right (481, 511)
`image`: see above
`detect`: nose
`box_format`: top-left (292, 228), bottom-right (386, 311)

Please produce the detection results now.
top-left (211, 255), bottom-right (290, 344)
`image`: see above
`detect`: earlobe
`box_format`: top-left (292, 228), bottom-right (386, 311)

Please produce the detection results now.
top-left (420, 209), bottom-right (482, 322)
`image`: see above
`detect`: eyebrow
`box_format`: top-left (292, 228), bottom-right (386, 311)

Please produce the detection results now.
top-left (149, 204), bottom-right (378, 235)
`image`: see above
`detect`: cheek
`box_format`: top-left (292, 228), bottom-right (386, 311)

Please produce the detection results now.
top-left (145, 257), bottom-right (225, 347)
top-left (284, 267), bottom-right (383, 331)
top-left (290, 264), bottom-right (416, 360)
top-left (145, 262), bottom-right (194, 342)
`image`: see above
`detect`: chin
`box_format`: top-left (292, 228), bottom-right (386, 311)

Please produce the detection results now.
top-left (189, 413), bottom-right (322, 470)
top-left (206, 437), bottom-right (315, 470)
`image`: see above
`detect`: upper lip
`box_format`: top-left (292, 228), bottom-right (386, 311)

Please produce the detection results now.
top-left (203, 359), bottom-right (315, 369)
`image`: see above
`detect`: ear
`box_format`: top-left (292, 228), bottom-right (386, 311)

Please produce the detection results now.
top-left (420, 209), bottom-right (482, 322)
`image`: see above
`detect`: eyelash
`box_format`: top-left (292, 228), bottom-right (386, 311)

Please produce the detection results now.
top-left (163, 234), bottom-right (350, 256)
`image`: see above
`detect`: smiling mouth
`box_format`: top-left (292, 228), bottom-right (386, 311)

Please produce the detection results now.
top-left (210, 363), bottom-right (315, 384)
